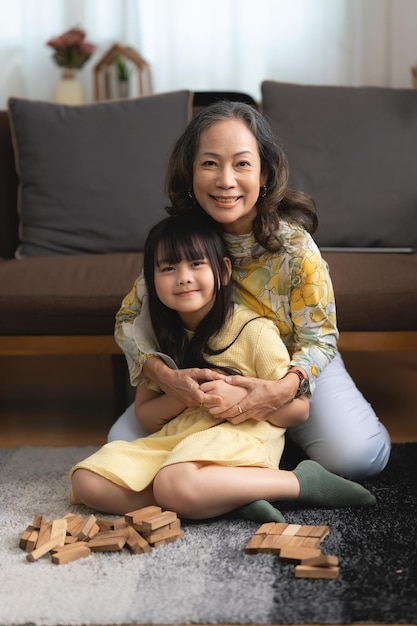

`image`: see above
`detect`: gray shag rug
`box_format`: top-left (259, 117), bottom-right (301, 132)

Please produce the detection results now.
top-left (0, 443), bottom-right (416, 625)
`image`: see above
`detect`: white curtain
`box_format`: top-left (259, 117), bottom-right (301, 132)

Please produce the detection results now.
top-left (0, 0), bottom-right (416, 109)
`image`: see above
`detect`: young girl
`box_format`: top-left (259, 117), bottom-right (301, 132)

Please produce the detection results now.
top-left (70, 213), bottom-right (375, 521)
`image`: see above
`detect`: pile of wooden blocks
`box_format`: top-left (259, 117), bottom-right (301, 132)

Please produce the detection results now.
top-left (245, 522), bottom-right (339, 579)
top-left (19, 505), bottom-right (183, 565)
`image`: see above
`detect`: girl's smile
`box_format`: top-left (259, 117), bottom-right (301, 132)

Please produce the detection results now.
top-left (192, 119), bottom-right (267, 235)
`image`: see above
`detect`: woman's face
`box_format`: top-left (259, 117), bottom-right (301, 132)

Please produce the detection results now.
top-left (192, 119), bottom-right (267, 235)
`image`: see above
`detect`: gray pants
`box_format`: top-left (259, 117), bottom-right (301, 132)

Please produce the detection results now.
top-left (107, 352), bottom-right (391, 480)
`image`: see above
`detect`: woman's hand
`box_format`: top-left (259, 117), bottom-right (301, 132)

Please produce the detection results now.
top-left (199, 379), bottom-right (248, 422)
top-left (207, 374), bottom-right (300, 424)
top-left (143, 357), bottom-right (225, 407)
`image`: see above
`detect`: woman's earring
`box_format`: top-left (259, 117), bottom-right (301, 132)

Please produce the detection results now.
top-left (188, 187), bottom-right (193, 199)
top-left (260, 185), bottom-right (268, 198)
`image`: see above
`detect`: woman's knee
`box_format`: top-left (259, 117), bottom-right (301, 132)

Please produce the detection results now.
top-left (302, 427), bottom-right (391, 480)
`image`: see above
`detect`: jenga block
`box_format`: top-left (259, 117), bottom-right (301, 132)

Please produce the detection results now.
top-left (64, 513), bottom-right (84, 536)
top-left (295, 525), bottom-right (329, 541)
top-left (142, 521), bottom-right (183, 545)
top-left (302, 554), bottom-right (339, 568)
top-left (152, 530), bottom-right (184, 547)
top-left (125, 506), bottom-right (162, 526)
top-left (295, 564), bottom-right (339, 579)
top-left (87, 534), bottom-right (126, 552)
top-left (96, 517), bottom-right (115, 532)
top-left (281, 524), bottom-right (303, 536)
top-left (32, 514), bottom-right (46, 529)
top-left (279, 546), bottom-right (322, 563)
top-left (51, 543), bottom-right (91, 565)
top-left (50, 518), bottom-right (67, 547)
top-left (300, 537), bottom-right (321, 549)
top-left (257, 534), bottom-right (292, 554)
top-left (113, 517), bottom-right (128, 530)
top-left (255, 522), bottom-right (285, 535)
top-left (36, 519), bottom-right (52, 548)
top-left (125, 526), bottom-right (151, 554)
top-left (64, 535), bottom-right (79, 544)
top-left (139, 511), bottom-right (178, 531)
top-left (244, 533), bottom-right (267, 553)
top-left (26, 535), bottom-right (66, 561)
top-left (26, 529), bottom-right (40, 552)
top-left (19, 525), bottom-right (35, 550)
top-left (77, 514), bottom-right (100, 540)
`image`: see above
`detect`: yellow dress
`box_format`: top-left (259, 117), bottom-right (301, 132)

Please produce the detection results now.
top-left (70, 305), bottom-right (289, 501)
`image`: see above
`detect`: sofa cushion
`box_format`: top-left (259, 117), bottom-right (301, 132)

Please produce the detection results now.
top-left (8, 91), bottom-right (192, 257)
top-left (261, 81), bottom-right (417, 249)
top-left (0, 253), bottom-right (143, 335)
top-left (322, 251), bottom-right (417, 332)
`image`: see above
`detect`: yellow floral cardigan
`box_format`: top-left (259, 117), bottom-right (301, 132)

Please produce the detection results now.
top-left (114, 220), bottom-right (339, 393)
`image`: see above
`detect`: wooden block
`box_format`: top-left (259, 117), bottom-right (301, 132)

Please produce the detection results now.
top-left (244, 533), bottom-right (267, 554)
top-left (125, 506), bottom-right (162, 526)
top-left (51, 543), bottom-right (91, 565)
top-left (64, 535), bottom-right (79, 544)
top-left (26, 535), bottom-right (65, 562)
top-left (282, 524), bottom-right (303, 536)
top-left (295, 564), bottom-right (339, 579)
top-left (50, 518), bottom-right (67, 547)
top-left (113, 517), bottom-right (128, 530)
top-left (143, 521), bottom-right (183, 546)
top-left (87, 534), bottom-right (126, 552)
top-left (255, 522), bottom-right (284, 535)
top-left (152, 530), bottom-right (184, 547)
top-left (19, 525), bottom-right (35, 550)
top-left (300, 537), bottom-right (321, 549)
top-left (64, 513), bottom-right (84, 536)
top-left (295, 525), bottom-right (329, 541)
top-left (96, 517), bottom-right (115, 532)
top-left (139, 511), bottom-right (178, 531)
top-left (77, 514), bottom-right (100, 540)
top-left (279, 546), bottom-right (322, 563)
top-left (20, 526), bottom-right (38, 552)
top-left (32, 514), bottom-right (46, 529)
top-left (257, 534), bottom-right (293, 554)
top-left (302, 554), bottom-right (339, 568)
top-left (36, 519), bottom-right (52, 548)
top-left (125, 526), bottom-right (151, 554)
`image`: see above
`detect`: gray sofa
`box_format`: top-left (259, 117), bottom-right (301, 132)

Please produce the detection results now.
top-left (0, 83), bottom-right (416, 412)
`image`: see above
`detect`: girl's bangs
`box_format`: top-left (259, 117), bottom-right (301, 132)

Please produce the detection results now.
top-left (156, 231), bottom-right (208, 265)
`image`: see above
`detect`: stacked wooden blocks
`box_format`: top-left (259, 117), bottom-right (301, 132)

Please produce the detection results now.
top-left (245, 522), bottom-right (339, 579)
top-left (20, 506), bottom-right (184, 565)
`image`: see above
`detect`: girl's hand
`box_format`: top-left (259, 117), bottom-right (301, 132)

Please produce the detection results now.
top-left (209, 375), bottom-right (299, 423)
top-left (199, 379), bottom-right (248, 421)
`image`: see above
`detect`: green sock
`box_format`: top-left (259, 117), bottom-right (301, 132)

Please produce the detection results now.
top-left (231, 499), bottom-right (286, 523)
top-left (293, 460), bottom-right (376, 508)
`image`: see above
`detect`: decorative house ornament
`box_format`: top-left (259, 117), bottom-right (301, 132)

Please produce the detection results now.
top-left (93, 44), bottom-right (152, 101)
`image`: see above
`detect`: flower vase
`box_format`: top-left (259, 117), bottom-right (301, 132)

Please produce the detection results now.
top-left (53, 70), bottom-right (85, 105)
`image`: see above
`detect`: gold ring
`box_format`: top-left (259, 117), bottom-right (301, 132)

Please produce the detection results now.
top-left (237, 404), bottom-right (243, 414)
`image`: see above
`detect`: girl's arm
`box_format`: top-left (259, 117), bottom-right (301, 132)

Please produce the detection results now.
top-left (134, 381), bottom-right (188, 434)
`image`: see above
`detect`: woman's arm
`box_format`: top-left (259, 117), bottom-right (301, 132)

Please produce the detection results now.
top-left (134, 382), bottom-right (188, 434)
top-left (114, 276), bottom-right (148, 386)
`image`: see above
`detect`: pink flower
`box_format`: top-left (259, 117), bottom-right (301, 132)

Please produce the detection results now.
top-left (46, 27), bottom-right (96, 70)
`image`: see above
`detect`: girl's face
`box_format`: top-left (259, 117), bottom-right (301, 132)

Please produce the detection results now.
top-left (154, 248), bottom-right (231, 331)
top-left (192, 119), bottom-right (267, 235)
